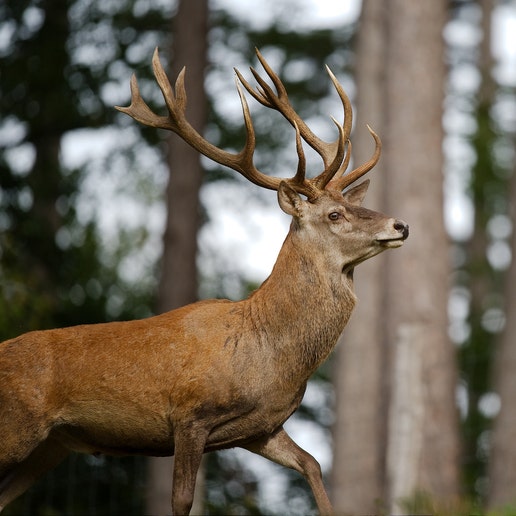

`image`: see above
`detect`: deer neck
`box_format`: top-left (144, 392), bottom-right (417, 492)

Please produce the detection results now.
top-left (245, 229), bottom-right (357, 377)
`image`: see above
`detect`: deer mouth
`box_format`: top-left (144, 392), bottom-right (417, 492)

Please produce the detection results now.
top-left (377, 237), bottom-right (406, 248)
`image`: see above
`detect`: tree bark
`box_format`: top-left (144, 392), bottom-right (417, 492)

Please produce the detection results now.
top-left (146, 1), bottom-right (209, 514)
top-left (383, 0), bottom-right (460, 511)
top-left (333, 1), bottom-right (460, 512)
top-left (158, 0), bottom-right (208, 313)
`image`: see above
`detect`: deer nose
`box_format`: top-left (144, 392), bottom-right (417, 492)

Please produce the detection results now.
top-left (394, 220), bottom-right (409, 240)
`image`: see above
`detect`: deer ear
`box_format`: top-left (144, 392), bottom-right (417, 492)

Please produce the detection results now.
top-left (343, 179), bottom-right (370, 207)
top-left (278, 181), bottom-right (304, 217)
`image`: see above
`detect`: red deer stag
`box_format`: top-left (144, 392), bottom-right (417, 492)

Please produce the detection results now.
top-left (0, 48), bottom-right (408, 515)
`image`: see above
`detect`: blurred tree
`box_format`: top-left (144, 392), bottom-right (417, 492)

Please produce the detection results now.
top-left (0, 0), bottom-right (172, 513)
top-left (457, 0), bottom-right (499, 499)
top-left (333, 1), bottom-right (461, 513)
top-left (488, 141), bottom-right (516, 509)
top-left (383, 1), bottom-right (460, 511)
top-left (0, 0), bottom-right (106, 339)
top-left (445, 0), bottom-right (513, 504)
top-left (483, 0), bottom-right (516, 506)
top-left (0, 0), bottom-right (173, 336)
top-left (452, 0), bottom-right (516, 504)
top-left (145, 0), bottom-right (209, 513)
top-left (331, 0), bottom-right (388, 513)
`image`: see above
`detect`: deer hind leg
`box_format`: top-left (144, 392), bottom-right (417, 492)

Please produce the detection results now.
top-left (0, 438), bottom-right (69, 511)
top-left (0, 398), bottom-right (55, 508)
top-left (243, 426), bottom-right (333, 516)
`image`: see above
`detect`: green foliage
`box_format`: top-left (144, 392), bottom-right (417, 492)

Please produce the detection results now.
top-left (400, 491), bottom-right (482, 516)
top-left (400, 491), bottom-right (516, 516)
top-left (446, 4), bottom-right (514, 503)
top-left (0, 0), bottom-right (162, 512)
top-left (204, 452), bottom-right (262, 515)
top-left (2, 455), bottom-right (146, 516)
top-left (488, 506), bottom-right (516, 516)
top-left (0, 0), bottom-right (164, 340)
top-left (458, 98), bottom-right (510, 500)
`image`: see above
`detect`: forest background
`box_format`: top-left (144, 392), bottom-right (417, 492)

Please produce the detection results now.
top-left (1, 0), bottom-right (516, 514)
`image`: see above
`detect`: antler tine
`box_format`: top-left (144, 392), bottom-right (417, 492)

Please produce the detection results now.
top-left (234, 67), bottom-right (271, 108)
top-left (325, 65), bottom-right (353, 145)
top-left (335, 138), bottom-right (353, 180)
top-left (329, 125), bottom-right (382, 192)
top-left (311, 118), bottom-right (347, 190)
top-left (292, 123), bottom-right (306, 185)
top-left (233, 78), bottom-right (280, 188)
top-left (289, 123), bottom-right (320, 199)
top-left (152, 48), bottom-right (183, 119)
top-left (115, 73), bottom-right (172, 130)
top-left (254, 49), bottom-right (288, 100)
top-left (238, 50), bottom-right (340, 169)
top-left (307, 67), bottom-right (355, 190)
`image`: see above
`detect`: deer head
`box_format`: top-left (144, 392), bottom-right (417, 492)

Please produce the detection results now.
top-left (116, 48), bottom-right (408, 273)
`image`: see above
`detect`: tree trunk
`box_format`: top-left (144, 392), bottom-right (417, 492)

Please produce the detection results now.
top-left (333, 2), bottom-right (460, 512)
top-left (331, 1), bottom-right (388, 513)
top-left (383, 0), bottom-right (460, 511)
top-left (145, 1), bottom-right (209, 514)
top-left (158, 1), bottom-right (208, 313)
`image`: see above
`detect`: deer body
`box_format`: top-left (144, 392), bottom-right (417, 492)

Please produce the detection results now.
top-left (0, 50), bottom-right (408, 515)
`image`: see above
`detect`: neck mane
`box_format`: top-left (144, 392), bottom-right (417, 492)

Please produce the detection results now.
top-left (243, 228), bottom-right (357, 378)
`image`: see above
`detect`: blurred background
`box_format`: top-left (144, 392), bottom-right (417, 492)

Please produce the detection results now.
top-left (1, 0), bottom-right (516, 514)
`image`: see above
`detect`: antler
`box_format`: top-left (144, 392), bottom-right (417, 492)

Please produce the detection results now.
top-left (116, 47), bottom-right (381, 200)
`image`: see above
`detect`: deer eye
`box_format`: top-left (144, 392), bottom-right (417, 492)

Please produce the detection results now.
top-left (328, 212), bottom-right (340, 221)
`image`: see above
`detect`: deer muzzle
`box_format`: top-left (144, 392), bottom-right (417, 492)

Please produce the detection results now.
top-left (376, 219), bottom-right (409, 248)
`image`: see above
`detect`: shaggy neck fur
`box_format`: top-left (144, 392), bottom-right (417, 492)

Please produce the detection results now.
top-left (244, 228), bottom-right (357, 380)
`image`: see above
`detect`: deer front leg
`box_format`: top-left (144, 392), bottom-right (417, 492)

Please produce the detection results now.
top-left (171, 424), bottom-right (209, 515)
top-left (244, 426), bottom-right (333, 516)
